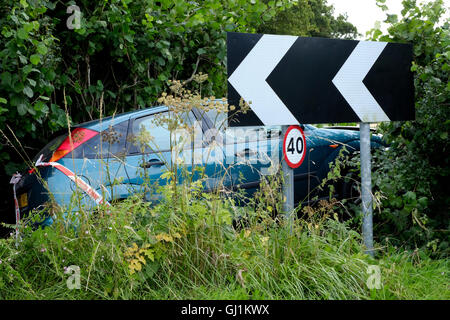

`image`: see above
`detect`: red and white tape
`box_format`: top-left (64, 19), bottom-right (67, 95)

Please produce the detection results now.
top-left (35, 154), bottom-right (110, 207)
top-left (10, 156), bottom-right (111, 244)
top-left (9, 172), bottom-right (22, 247)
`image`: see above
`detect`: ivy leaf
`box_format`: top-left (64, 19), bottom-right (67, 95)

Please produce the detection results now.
top-left (22, 64), bottom-right (33, 76)
top-left (124, 34), bottom-right (133, 43)
top-left (19, 0), bottom-right (28, 8)
top-left (45, 70), bottom-right (56, 81)
top-left (19, 54), bottom-right (28, 64)
top-left (27, 106), bottom-right (36, 115)
top-left (196, 48), bottom-right (206, 55)
top-left (24, 22), bottom-right (34, 32)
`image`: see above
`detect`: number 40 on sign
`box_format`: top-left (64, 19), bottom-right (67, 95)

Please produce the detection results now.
top-left (283, 125), bottom-right (306, 169)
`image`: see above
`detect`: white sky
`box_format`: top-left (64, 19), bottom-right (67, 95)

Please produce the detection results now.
top-left (327, 0), bottom-right (449, 39)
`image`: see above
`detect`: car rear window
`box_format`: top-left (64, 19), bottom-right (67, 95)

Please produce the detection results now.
top-left (32, 134), bottom-right (67, 163)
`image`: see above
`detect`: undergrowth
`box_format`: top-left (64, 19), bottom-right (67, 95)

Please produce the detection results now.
top-left (0, 183), bottom-right (448, 300)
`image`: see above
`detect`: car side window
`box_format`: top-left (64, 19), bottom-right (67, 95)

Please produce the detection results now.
top-left (131, 111), bottom-right (197, 154)
top-left (72, 120), bottom-right (129, 159)
top-left (205, 109), bottom-right (227, 132)
top-left (205, 109), bottom-right (282, 145)
top-left (133, 114), bottom-right (171, 153)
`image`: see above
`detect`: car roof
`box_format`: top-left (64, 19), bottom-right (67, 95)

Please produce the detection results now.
top-left (75, 106), bottom-right (168, 131)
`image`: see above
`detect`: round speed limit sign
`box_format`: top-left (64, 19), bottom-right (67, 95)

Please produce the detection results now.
top-left (283, 125), bottom-right (306, 169)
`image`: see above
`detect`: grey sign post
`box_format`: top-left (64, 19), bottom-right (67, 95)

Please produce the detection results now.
top-left (227, 32), bottom-right (414, 255)
top-left (281, 125), bottom-right (295, 227)
top-left (360, 123), bottom-right (374, 256)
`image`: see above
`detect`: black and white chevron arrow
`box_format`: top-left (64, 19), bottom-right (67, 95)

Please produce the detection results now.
top-left (227, 32), bottom-right (414, 126)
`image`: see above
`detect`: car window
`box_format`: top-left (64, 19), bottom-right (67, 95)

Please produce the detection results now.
top-left (131, 111), bottom-right (197, 154)
top-left (33, 134), bottom-right (67, 162)
top-left (71, 120), bottom-right (129, 159)
top-left (205, 109), bottom-right (282, 144)
top-left (205, 109), bottom-right (228, 131)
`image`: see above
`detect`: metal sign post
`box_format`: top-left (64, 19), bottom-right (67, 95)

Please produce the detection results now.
top-left (281, 125), bottom-right (295, 228)
top-left (360, 123), bottom-right (374, 256)
top-left (281, 125), bottom-right (307, 231)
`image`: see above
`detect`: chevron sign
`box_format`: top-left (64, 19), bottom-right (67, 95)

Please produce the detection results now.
top-left (227, 32), bottom-right (414, 126)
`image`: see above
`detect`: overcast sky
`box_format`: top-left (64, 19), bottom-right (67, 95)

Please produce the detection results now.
top-left (326, 0), bottom-right (448, 39)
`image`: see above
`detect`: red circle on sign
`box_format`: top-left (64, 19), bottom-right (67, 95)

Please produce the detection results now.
top-left (283, 125), bottom-right (307, 169)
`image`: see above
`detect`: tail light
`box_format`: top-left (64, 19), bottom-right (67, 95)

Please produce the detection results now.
top-left (49, 127), bottom-right (99, 162)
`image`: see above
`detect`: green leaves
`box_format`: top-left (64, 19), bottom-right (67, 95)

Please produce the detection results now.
top-left (17, 28), bottom-right (28, 39)
top-left (0, 0), bottom-right (62, 170)
top-left (17, 103), bottom-right (27, 116)
top-left (23, 86), bottom-right (33, 98)
top-left (257, 0), bottom-right (358, 39)
top-left (0, 72), bottom-right (11, 88)
top-left (27, 78), bottom-right (36, 87)
top-left (36, 43), bottom-right (47, 55)
top-left (23, 22), bottom-right (34, 32)
top-left (30, 54), bottom-right (40, 65)
top-left (372, 0), bottom-right (449, 256)
top-left (0, 0), bottom-right (293, 187)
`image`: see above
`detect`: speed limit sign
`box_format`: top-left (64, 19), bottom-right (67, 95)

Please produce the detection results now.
top-left (283, 125), bottom-right (306, 169)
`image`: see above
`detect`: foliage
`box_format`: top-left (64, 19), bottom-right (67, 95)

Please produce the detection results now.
top-left (368, 0), bottom-right (449, 256)
top-left (1, 180), bottom-right (449, 299)
top-left (52, 0), bottom-right (292, 122)
top-left (0, 0), bottom-right (294, 176)
top-left (0, 0), bottom-right (66, 173)
top-left (258, 0), bottom-right (359, 39)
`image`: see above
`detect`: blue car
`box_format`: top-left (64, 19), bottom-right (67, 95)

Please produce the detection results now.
top-left (11, 105), bottom-right (384, 222)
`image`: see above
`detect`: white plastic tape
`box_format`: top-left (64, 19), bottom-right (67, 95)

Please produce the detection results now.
top-left (35, 154), bottom-right (111, 206)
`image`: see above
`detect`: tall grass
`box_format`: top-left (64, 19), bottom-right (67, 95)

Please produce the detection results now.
top-left (0, 184), bottom-right (448, 300)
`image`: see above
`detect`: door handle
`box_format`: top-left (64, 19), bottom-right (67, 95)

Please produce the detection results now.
top-left (235, 148), bottom-right (258, 158)
top-left (140, 159), bottom-right (165, 168)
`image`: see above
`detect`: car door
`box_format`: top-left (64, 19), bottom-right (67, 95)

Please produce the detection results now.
top-left (124, 109), bottom-right (224, 201)
top-left (200, 109), bottom-right (278, 196)
top-left (124, 111), bottom-right (173, 201)
top-left (66, 118), bottom-right (133, 205)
